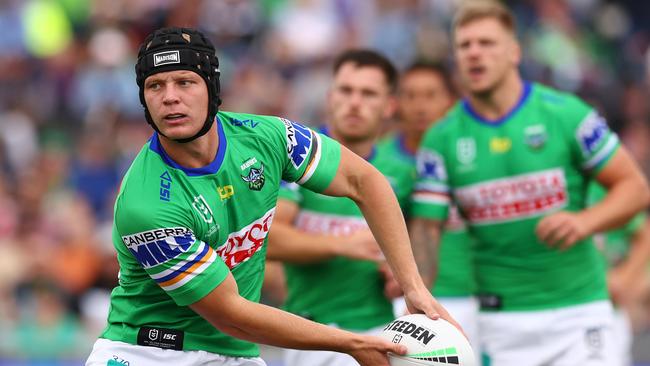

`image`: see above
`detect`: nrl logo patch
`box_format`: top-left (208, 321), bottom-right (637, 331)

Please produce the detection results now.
top-left (153, 50), bottom-right (180, 67)
top-left (241, 163), bottom-right (265, 191)
top-left (524, 124), bottom-right (547, 149)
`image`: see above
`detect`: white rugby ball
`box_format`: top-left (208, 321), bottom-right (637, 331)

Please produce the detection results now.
top-left (381, 314), bottom-right (476, 366)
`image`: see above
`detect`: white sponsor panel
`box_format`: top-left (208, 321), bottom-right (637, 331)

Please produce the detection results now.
top-left (295, 211), bottom-right (368, 236)
top-left (215, 208), bottom-right (275, 268)
top-left (454, 168), bottom-right (568, 224)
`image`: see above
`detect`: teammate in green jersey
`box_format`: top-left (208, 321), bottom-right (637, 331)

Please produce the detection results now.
top-left (409, 1), bottom-right (650, 365)
top-left (588, 183), bottom-right (650, 366)
top-left (388, 61), bottom-right (479, 349)
top-left (266, 49), bottom-right (408, 366)
top-left (85, 27), bottom-right (455, 366)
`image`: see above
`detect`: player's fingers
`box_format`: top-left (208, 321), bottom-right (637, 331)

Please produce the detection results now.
top-left (546, 223), bottom-right (573, 247)
top-left (535, 215), bottom-right (561, 242)
top-left (559, 231), bottom-right (580, 250)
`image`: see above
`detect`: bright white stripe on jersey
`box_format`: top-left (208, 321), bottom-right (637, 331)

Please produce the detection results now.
top-left (160, 248), bottom-right (217, 291)
top-left (297, 132), bottom-right (322, 185)
top-left (412, 192), bottom-right (451, 205)
top-left (582, 134), bottom-right (619, 170)
top-left (414, 181), bottom-right (450, 193)
top-left (150, 241), bottom-right (208, 280)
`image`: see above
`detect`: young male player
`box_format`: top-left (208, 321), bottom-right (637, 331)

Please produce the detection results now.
top-left (85, 27), bottom-right (455, 366)
top-left (409, 2), bottom-right (650, 365)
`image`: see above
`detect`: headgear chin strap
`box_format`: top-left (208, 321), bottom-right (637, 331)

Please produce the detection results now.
top-left (135, 27), bottom-right (221, 143)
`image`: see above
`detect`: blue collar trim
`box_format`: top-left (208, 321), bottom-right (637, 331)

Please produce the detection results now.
top-left (462, 81), bottom-right (532, 127)
top-left (149, 116), bottom-right (227, 176)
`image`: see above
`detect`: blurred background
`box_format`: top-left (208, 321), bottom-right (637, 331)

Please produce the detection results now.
top-left (1, 0), bottom-right (650, 364)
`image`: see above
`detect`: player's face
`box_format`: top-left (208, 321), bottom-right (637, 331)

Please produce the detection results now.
top-left (454, 17), bottom-right (520, 96)
top-left (398, 69), bottom-right (453, 134)
top-left (143, 70), bottom-right (209, 140)
top-left (327, 62), bottom-right (395, 142)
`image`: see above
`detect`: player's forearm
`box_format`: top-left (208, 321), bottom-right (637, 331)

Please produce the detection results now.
top-left (352, 167), bottom-right (422, 293)
top-left (267, 223), bottom-right (339, 263)
top-left (408, 218), bottom-right (442, 288)
top-left (617, 220), bottom-right (650, 279)
top-left (581, 176), bottom-right (650, 235)
top-left (200, 295), bottom-right (367, 352)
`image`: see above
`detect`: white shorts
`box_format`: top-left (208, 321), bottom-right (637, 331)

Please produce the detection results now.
top-left (612, 308), bottom-right (633, 366)
top-left (392, 296), bottom-right (480, 353)
top-left (284, 325), bottom-right (384, 366)
top-left (86, 338), bottom-right (267, 366)
top-left (479, 300), bottom-right (619, 366)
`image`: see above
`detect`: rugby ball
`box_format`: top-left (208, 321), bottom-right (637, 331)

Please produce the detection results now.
top-left (381, 314), bottom-right (476, 366)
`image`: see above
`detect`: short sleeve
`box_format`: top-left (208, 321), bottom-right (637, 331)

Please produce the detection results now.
top-left (410, 126), bottom-right (451, 221)
top-left (114, 197), bottom-right (230, 306)
top-left (275, 118), bottom-right (341, 193)
top-left (564, 97), bottom-right (620, 174)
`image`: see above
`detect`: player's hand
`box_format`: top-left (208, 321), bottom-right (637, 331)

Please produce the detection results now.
top-left (348, 335), bottom-right (406, 366)
top-left (335, 229), bottom-right (383, 261)
top-left (536, 211), bottom-right (590, 250)
top-left (378, 262), bottom-right (404, 299)
top-left (403, 284), bottom-right (465, 337)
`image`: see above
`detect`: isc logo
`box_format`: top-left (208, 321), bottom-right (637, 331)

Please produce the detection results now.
top-left (163, 334), bottom-right (177, 341)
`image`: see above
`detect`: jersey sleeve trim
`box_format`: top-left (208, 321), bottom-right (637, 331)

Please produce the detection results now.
top-left (582, 134), bottom-right (619, 171)
top-left (412, 191), bottom-right (451, 205)
top-left (151, 241), bottom-right (217, 291)
top-left (297, 132), bottom-right (322, 184)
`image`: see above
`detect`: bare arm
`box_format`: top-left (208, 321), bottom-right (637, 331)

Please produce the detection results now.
top-left (266, 199), bottom-right (382, 263)
top-left (190, 273), bottom-right (405, 365)
top-left (537, 147), bottom-right (650, 248)
top-left (585, 147), bottom-right (650, 232)
top-left (608, 217), bottom-right (650, 305)
top-left (408, 218), bottom-right (444, 288)
top-left (322, 146), bottom-right (456, 325)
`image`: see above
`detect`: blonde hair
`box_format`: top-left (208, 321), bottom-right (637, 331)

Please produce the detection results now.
top-left (453, 0), bottom-right (516, 35)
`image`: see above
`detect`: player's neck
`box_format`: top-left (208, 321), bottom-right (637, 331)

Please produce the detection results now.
top-left (159, 125), bottom-right (219, 169)
top-left (329, 129), bottom-right (376, 159)
top-left (466, 73), bottom-right (523, 122)
top-left (401, 131), bottom-right (420, 155)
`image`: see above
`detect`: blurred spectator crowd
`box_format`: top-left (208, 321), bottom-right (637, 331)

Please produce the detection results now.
top-left (2, 0), bottom-right (650, 362)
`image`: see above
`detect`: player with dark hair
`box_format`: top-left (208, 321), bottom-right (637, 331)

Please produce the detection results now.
top-left (266, 49), bottom-right (409, 366)
top-left (84, 27), bottom-right (455, 366)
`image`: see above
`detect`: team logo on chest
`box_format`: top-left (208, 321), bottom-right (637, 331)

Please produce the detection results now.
top-left (241, 160), bottom-right (266, 191)
top-left (524, 124), bottom-right (547, 149)
top-left (456, 137), bottom-right (476, 165)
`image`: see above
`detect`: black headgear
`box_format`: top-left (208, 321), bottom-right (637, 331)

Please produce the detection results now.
top-left (135, 27), bottom-right (221, 143)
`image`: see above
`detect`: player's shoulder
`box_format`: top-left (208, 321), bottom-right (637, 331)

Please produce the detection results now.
top-left (218, 110), bottom-right (286, 137)
top-left (530, 82), bottom-right (591, 113)
top-left (423, 104), bottom-right (462, 141)
top-left (115, 140), bottom-right (183, 229)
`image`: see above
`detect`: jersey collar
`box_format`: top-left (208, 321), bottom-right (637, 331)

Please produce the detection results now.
top-left (462, 81), bottom-right (532, 127)
top-left (149, 116), bottom-right (228, 176)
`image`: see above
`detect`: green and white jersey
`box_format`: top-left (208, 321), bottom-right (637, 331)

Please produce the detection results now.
top-left (412, 82), bottom-right (620, 311)
top-left (101, 111), bottom-right (341, 357)
top-left (588, 183), bottom-right (647, 267)
top-left (278, 130), bottom-right (413, 330)
top-left (381, 134), bottom-right (476, 297)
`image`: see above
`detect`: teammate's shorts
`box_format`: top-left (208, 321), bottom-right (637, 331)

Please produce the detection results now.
top-left (392, 296), bottom-right (480, 352)
top-left (283, 324), bottom-right (384, 366)
top-left (612, 307), bottom-right (632, 366)
top-left (86, 338), bottom-right (267, 366)
top-left (479, 300), bottom-right (619, 366)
